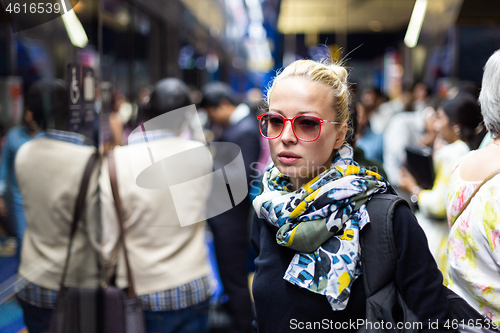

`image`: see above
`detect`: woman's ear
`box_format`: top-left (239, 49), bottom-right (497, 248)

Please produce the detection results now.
top-left (333, 122), bottom-right (348, 150)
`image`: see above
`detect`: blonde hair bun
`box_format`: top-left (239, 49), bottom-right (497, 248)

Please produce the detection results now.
top-left (266, 59), bottom-right (350, 124)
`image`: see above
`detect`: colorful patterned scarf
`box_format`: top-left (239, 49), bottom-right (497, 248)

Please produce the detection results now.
top-left (253, 144), bottom-right (391, 311)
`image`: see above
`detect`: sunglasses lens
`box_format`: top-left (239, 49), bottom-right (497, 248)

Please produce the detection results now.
top-left (294, 116), bottom-right (321, 141)
top-left (260, 114), bottom-right (284, 139)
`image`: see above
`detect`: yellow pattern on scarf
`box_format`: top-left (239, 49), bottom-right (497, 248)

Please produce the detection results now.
top-left (288, 166), bottom-right (382, 221)
top-left (338, 272), bottom-right (351, 294)
top-left (279, 227), bottom-right (298, 247)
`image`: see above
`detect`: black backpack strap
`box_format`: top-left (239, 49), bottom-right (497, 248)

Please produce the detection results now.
top-left (361, 193), bottom-right (409, 297)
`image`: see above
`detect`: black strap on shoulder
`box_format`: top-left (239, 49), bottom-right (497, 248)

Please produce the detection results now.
top-left (361, 193), bottom-right (409, 297)
top-left (107, 151), bottom-right (138, 299)
top-left (59, 151), bottom-right (100, 289)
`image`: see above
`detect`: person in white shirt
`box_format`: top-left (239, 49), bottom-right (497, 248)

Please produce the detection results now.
top-left (101, 78), bottom-right (214, 333)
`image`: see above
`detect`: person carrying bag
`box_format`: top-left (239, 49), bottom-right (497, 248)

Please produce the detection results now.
top-left (99, 78), bottom-right (214, 333)
top-left (49, 151), bottom-right (145, 333)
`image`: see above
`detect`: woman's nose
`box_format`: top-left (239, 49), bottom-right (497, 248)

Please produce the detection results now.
top-left (281, 120), bottom-right (297, 143)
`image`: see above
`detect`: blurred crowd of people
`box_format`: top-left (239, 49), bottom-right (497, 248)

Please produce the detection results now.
top-left (1, 48), bottom-right (500, 333)
top-left (352, 76), bottom-right (488, 276)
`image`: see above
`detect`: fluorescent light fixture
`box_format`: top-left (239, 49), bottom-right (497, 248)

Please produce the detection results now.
top-left (404, 0), bottom-right (428, 48)
top-left (61, 8), bottom-right (89, 48)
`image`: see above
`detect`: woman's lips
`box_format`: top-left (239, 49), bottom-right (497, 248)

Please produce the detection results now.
top-left (278, 152), bottom-right (301, 164)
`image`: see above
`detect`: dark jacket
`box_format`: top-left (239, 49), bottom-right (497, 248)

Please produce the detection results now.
top-left (217, 112), bottom-right (261, 184)
top-left (251, 203), bottom-right (454, 333)
top-left (207, 111), bottom-right (262, 333)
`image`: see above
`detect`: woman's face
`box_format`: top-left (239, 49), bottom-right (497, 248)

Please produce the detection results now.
top-left (435, 107), bottom-right (459, 143)
top-left (268, 77), bottom-right (347, 189)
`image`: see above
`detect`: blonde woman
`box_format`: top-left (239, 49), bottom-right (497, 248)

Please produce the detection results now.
top-left (251, 60), bottom-right (455, 332)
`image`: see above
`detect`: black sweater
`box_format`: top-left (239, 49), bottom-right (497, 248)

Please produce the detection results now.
top-left (251, 203), bottom-right (456, 333)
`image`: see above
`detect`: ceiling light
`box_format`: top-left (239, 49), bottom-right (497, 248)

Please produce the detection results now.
top-left (404, 0), bottom-right (428, 48)
top-left (61, 10), bottom-right (89, 48)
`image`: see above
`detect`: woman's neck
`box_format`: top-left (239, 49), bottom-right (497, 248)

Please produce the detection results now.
top-left (289, 177), bottom-right (306, 191)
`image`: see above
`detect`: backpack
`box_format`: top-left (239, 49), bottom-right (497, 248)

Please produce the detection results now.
top-left (361, 193), bottom-right (500, 333)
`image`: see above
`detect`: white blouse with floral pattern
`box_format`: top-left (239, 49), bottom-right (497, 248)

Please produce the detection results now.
top-left (447, 151), bottom-right (500, 323)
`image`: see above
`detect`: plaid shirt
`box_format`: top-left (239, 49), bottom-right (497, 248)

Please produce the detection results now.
top-left (16, 275), bottom-right (213, 311)
top-left (42, 129), bottom-right (87, 146)
top-left (139, 275), bottom-right (214, 311)
top-left (127, 129), bottom-right (175, 145)
top-left (16, 277), bottom-right (59, 308)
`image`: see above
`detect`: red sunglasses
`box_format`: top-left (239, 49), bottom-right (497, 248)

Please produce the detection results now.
top-left (257, 112), bottom-right (340, 142)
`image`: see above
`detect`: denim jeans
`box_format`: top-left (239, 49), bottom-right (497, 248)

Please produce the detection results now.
top-left (144, 299), bottom-right (210, 333)
top-left (17, 297), bottom-right (53, 333)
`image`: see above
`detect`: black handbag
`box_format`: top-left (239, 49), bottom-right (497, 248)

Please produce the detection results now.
top-left (48, 151), bottom-right (145, 333)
